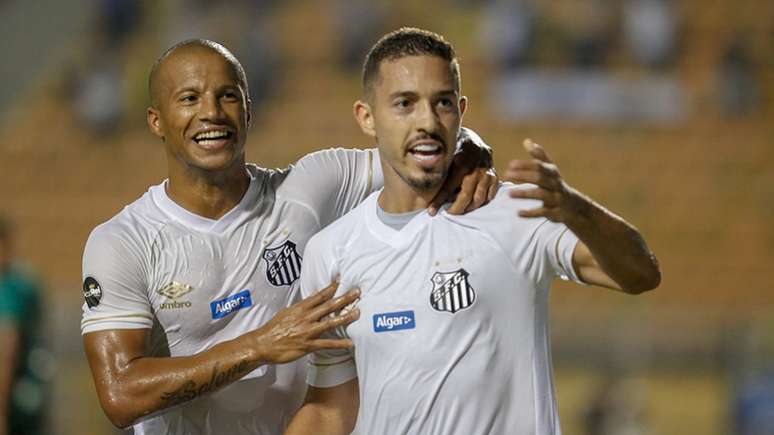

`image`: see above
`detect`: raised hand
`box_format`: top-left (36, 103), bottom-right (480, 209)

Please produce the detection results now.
top-left (252, 282), bottom-right (360, 364)
top-left (505, 139), bottom-right (581, 223)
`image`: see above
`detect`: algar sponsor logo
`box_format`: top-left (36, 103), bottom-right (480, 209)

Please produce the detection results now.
top-left (210, 290), bottom-right (253, 320)
top-left (373, 310), bottom-right (416, 333)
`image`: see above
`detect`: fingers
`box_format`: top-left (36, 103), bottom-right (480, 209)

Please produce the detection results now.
top-left (428, 182), bottom-right (457, 216)
top-left (447, 172), bottom-right (477, 214)
top-left (316, 307), bottom-right (361, 333)
top-left (487, 180), bottom-right (498, 202)
top-left (523, 138), bottom-right (553, 163)
top-left (504, 161), bottom-right (560, 191)
top-left (311, 287), bottom-right (361, 320)
top-left (467, 177), bottom-right (490, 213)
top-left (517, 207), bottom-right (551, 219)
top-left (301, 280), bottom-right (339, 307)
top-left (509, 187), bottom-right (559, 205)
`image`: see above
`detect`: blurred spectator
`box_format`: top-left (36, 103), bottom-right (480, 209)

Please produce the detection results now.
top-left (334, 0), bottom-right (387, 70)
top-left (623, 0), bottom-right (677, 69)
top-left (160, 0), bottom-right (281, 115)
top-left (71, 58), bottom-right (123, 134)
top-left (238, 0), bottom-right (282, 113)
top-left (582, 376), bottom-right (649, 435)
top-left (718, 36), bottom-right (760, 116)
top-left (0, 216), bottom-right (51, 435)
top-left (552, 0), bottom-right (615, 68)
top-left (70, 0), bottom-right (143, 134)
top-left (479, 0), bottom-right (536, 70)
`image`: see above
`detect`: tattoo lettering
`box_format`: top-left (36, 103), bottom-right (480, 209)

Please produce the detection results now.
top-left (160, 360), bottom-right (251, 406)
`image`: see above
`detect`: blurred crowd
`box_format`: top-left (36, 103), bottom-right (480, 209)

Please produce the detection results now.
top-left (58, 0), bottom-right (765, 135)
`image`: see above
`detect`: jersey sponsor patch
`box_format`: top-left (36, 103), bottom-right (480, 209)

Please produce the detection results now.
top-left (429, 269), bottom-right (476, 314)
top-left (263, 240), bottom-right (303, 287)
top-left (83, 276), bottom-right (102, 308)
top-left (373, 310), bottom-right (416, 333)
top-left (210, 290), bottom-right (253, 320)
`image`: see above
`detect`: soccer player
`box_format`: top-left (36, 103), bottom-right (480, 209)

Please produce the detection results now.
top-left (286, 28), bottom-right (661, 435)
top-left (80, 39), bottom-right (496, 434)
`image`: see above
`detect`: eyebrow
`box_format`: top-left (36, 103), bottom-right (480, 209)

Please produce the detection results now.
top-left (387, 89), bottom-right (457, 100)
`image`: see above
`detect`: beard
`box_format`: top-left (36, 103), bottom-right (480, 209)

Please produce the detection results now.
top-left (400, 168), bottom-right (447, 192)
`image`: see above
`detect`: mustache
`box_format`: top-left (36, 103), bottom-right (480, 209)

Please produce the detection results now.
top-left (408, 132), bottom-right (446, 148)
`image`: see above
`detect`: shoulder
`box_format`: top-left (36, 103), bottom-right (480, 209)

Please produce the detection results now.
top-left (281, 148), bottom-right (376, 185)
top-left (441, 182), bottom-right (549, 236)
top-left (304, 193), bottom-right (372, 254)
top-left (84, 190), bottom-right (166, 259)
top-left (449, 182), bottom-right (541, 219)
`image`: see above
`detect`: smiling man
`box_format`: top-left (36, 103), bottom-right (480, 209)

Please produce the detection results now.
top-left (286, 28), bottom-right (661, 435)
top-left (80, 39), bottom-right (496, 435)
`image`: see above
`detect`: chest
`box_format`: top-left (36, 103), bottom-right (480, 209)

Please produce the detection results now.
top-left (144, 204), bottom-right (318, 347)
top-left (340, 228), bottom-right (539, 358)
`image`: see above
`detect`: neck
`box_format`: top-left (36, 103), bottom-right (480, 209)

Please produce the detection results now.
top-left (166, 158), bottom-right (250, 220)
top-left (377, 171), bottom-right (444, 214)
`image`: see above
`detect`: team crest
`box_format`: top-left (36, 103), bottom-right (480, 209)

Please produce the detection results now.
top-left (429, 269), bottom-right (476, 314)
top-left (263, 240), bottom-right (303, 287)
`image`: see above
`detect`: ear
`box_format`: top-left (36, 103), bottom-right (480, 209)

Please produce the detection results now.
top-left (353, 99), bottom-right (376, 138)
top-left (245, 98), bottom-right (253, 129)
top-left (459, 95), bottom-right (467, 118)
top-left (147, 107), bottom-right (165, 141)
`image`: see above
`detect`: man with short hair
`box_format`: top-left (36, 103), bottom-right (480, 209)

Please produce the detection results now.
top-left (287, 28), bottom-right (661, 435)
top-left (81, 38), bottom-right (496, 434)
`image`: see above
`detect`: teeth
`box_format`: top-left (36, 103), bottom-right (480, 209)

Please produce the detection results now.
top-left (411, 144), bottom-right (440, 152)
top-left (195, 130), bottom-right (229, 140)
top-left (413, 153), bottom-right (437, 161)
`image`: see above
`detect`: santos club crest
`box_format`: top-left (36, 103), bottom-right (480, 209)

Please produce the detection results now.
top-left (429, 269), bottom-right (476, 314)
top-left (263, 240), bottom-right (303, 287)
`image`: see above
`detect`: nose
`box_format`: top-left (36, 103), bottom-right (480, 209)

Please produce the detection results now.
top-left (199, 93), bottom-right (226, 122)
top-left (415, 100), bottom-right (440, 133)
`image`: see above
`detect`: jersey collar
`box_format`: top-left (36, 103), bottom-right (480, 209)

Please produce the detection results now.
top-left (364, 190), bottom-right (432, 247)
top-left (151, 165), bottom-right (264, 233)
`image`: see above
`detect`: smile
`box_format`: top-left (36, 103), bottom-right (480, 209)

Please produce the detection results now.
top-left (408, 142), bottom-right (444, 163)
top-left (193, 130), bottom-right (234, 148)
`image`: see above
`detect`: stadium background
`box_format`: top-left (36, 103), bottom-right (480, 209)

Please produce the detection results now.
top-left (1, 0), bottom-right (772, 433)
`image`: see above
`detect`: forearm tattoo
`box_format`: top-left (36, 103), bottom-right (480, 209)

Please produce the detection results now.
top-left (160, 360), bottom-right (251, 406)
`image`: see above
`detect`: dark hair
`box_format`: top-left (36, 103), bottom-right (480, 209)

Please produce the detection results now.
top-left (362, 27), bottom-right (460, 97)
top-left (148, 39), bottom-right (250, 106)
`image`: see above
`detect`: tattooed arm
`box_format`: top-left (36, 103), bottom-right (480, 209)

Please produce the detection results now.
top-left (83, 283), bottom-right (360, 429)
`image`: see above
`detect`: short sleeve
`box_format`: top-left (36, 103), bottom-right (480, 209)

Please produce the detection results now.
top-left (280, 148), bottom-right (383, 228)
top-left (299, 234), bottom-right (357, 388)
top-left (476, 183), bottom-right (584, 286)
top-left (81, 225), bottom-right (154, 334)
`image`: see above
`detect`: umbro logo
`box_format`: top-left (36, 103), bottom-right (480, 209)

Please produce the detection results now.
top-left (157, 282), bottom-right (193, 299)
top-left (157, 282), bottom-right (194, 310)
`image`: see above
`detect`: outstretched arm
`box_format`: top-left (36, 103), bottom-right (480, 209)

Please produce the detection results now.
top-left (84, 283), bottom-right (360, 429)
top-left (506, 139), bottom-right (661, 294)
top-left (285, 379), bottom-right (359, 435)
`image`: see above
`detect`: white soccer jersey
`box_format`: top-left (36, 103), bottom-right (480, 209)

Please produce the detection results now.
top-left (300, 183), bottom-right (583, 435)
top-left (80, 148), bottom-right (382, 435)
